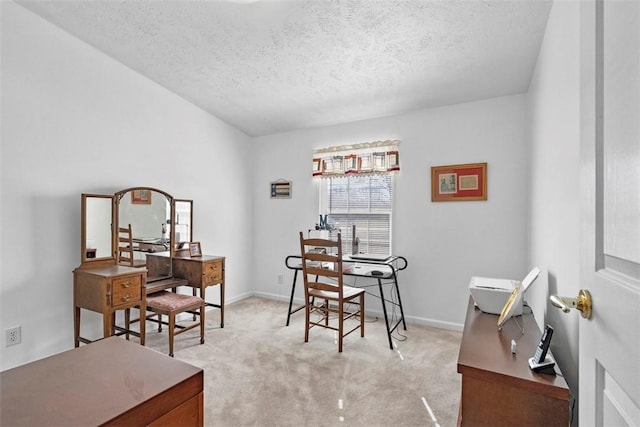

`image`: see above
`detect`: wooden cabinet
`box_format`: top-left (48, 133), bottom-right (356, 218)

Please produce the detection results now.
top-left (1, 336), bottom-right (203, 426)
top-left (172, 255), bottom-right (225, 327)
top-left (73, 265), bottom-right (147, 346)
top-left (457, 297), bottom-right (570, 427)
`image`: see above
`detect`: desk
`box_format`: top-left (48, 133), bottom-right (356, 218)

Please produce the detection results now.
top-left (285, 255), bottom-right (408, 349)
top-left (457, 297), bottom-right (570, 426)
top-left (1, 336), bottom-right (203, 426)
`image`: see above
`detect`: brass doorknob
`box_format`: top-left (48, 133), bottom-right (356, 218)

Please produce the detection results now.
top-left (550, 289), bottom-right (592, 319)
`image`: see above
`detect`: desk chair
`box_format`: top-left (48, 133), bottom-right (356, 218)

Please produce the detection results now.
top-left (299, 231), bottom-right (365, 352)
top-left (118, 224), bottom-right (146, 267)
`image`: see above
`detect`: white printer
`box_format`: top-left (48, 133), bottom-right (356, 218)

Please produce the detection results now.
top-left (468, 268), bottom-right (541, 315)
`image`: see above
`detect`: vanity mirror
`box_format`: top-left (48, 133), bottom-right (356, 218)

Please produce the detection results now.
top-left (81, 194), bottom-right (115, 265)
top-left (115, 187), bottom-right (174, 264)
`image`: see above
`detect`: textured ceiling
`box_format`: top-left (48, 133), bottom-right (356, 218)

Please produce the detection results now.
top-left (16, 0), bottom-right (552, 137)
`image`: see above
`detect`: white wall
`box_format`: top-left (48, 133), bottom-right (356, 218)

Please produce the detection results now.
top-left (527, 0), bottom-right (581, 411)
top-left (1, 3), bottom-right (581, 395)
top-left (0, 2), bottom-right (253, 370)
top-left (251, 95), bottom-right (530, 328)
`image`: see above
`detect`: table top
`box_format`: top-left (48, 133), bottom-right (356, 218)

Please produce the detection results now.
top-left (148, 252), bottom-right (225, 263)
top-left (457, 297), bottom-right (569, 399)
top-left (73, 265), bottom-right (147, 277)
top-left (285, 254), bottom-right (407, 279)
top-left (1, 337), bottom-right (203, 426)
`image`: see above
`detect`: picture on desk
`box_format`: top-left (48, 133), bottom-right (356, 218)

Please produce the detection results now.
top-left (189, 242), bottom-right (202, 257)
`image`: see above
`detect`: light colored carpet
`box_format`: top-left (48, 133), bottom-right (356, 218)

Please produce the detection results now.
top-left (143, 297), bottom-right (462, 427)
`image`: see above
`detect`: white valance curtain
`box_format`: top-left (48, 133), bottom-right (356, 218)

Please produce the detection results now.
top-left (312, 140), bottom-right (400, 178)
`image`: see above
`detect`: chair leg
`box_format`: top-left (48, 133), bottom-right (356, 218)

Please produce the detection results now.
top-left (157, 314), bottom-right (162, 332)
top-left (324, 299), bottom-right (329, 326)
top-left (338, 301), bottom-right (344, 353)
top-left (360, 294), bottom-right (365, 337)
top-left (192, 288), bottom-right (198, 321)
top-left (168, 312), bottom-right (175, 357)
top-left (124, 308), bottom-right (130, 340)
top-left (304, 297), bottom-right (310, 343)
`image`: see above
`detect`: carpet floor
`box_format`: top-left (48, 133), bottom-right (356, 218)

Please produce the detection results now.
top-left (143, 297), bottom-right (462, 427)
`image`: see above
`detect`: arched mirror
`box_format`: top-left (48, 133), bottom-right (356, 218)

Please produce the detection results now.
top-left (115, 187), bottom-right (174, 265)
top-left (81, 194), bottom-right (114, 264)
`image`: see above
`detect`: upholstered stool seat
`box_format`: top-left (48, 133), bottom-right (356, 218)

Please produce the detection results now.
top-left (145, 291), bottom-right (205, 357)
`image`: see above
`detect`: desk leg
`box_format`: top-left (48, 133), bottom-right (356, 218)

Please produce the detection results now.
top-left (219, 282), bottom-right (225, 328)
top-left (74, 306), bottom-right (80, 348)
top-left (377, 278), bottom-right (394, 349)
top-left (104, 311), bottom-right (114, 340)
top-left (393, 273), bottom-right (407, 331)
top-left (200, 283), bottom-right (225, 328)
top-left (286, 270), bottom-right (299, 326)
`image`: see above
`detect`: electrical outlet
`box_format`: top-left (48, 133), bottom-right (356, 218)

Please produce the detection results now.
top-left (277, 274), bottom-right (284, 285)
top-left (6, 326), bottom-right (21, 347)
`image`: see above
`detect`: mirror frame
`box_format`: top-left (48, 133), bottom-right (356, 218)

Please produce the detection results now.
top-left (80, 193), bottom-right (116, 268)
top-left (79, 188), bottom-right (194, 272)
top-left (114, 187), bottom-right (176, 259)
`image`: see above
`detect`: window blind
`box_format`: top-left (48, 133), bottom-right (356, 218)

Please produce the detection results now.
top-left (320, 174), bottom-right (393, 255)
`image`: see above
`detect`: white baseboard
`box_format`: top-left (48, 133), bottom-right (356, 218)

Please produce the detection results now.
top-left (251, 291), bottom-right (464, 332)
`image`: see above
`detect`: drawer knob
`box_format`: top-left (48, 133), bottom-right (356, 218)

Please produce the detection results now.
top-left (121, 281), bottom-right (131, 288)
top-left (121, 294), bottom-right (131, 302)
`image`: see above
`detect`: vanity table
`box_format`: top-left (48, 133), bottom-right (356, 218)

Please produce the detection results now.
top-left (173, 254), bottom-right (225, 327)
top-left (74, 187), bottom-right (224, 346)
top-left (147, 253), bottom-right (225, 327)
top-left (73, 265), bottom-right (146, 346)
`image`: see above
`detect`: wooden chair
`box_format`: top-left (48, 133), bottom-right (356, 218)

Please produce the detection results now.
top-left (299, 231), bottom-right (365, 352)
top-left (118, 224), bottom-right (146, 267)
top-left (144, 291), bottom-right (205, 357)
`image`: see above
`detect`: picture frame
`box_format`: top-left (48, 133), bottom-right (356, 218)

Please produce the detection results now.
top-left (131, 189), bottom-right (152, 204)
top-left (189, 241), bottom-right (202, 257)
top-left (431, 162), bottom-right (487, 202)
top-left (270, 179), bottom-right (292, 199)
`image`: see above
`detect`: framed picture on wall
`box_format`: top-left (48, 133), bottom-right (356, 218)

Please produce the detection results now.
top-left (189, 242), bottom-right (202, 257)
top-left (431, 162), bottom-right (487, 202)
top-left (270, 179), bottom-right (292, 199)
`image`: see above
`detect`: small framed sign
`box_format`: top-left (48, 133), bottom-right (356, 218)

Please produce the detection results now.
top-left (270, 179), bottom-right (292, 199)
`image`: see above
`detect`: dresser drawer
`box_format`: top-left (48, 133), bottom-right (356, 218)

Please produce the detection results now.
top-left (111, 275), bottom-right (142, 307)
top-left (202, 261), bottom-right (223, 286)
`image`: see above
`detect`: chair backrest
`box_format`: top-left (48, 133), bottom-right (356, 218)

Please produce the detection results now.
top-left (118, 224), bottom-right (135, 266)
top-left (299, 231), bottom-right (344, 297)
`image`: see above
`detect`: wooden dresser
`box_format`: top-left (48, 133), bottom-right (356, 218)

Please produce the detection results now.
top-left (457, 297), bottom-right (570, 426)
top-left (172, 254), bottom-right (226, 327)
top-left (1, 336), bottom-right (203, 426)
top-left (73, 265), bottom-right (147, 346)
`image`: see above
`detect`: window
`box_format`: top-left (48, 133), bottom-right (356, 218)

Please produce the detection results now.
top-left (319, 174), bottom-right (393, 255)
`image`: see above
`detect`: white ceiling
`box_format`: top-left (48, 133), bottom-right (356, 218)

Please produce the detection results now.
top-left (16, 0), bottom-right (552, 137)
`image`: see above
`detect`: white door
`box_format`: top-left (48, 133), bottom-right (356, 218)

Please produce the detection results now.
top-left (579, 0), bottom-right (640, 426)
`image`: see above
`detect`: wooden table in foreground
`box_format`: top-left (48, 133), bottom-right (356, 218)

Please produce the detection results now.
top-left (457, 297), bottom-right (570, 427)
top-left (0, 337), bottom-right (203, 426)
